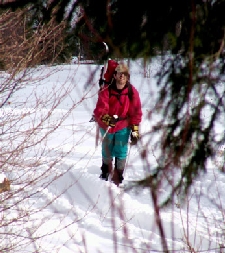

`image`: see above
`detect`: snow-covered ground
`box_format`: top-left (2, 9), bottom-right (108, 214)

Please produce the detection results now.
top-left (0, 61), bottom-right (225, 253)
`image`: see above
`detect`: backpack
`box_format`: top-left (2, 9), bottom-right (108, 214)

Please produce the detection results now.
top-left (104, 59), bottom-right (119, 84)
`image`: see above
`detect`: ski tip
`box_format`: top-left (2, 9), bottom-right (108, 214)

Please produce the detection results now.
top-left (103, 42), bottom-right (109, 53)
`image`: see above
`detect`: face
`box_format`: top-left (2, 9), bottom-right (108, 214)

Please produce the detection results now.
top-left (114, 71), bottom-right (128, 86)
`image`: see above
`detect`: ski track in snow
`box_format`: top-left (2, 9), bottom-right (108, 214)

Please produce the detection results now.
top-left (12, 157), bottom-right (224, 252)
top-left (4, 118), bottom-right (225, 253)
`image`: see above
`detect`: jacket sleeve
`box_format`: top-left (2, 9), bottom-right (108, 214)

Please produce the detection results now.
top-left (93, 85), bottom-right (109, 121)
top-left (128, 86), bottom-right (142, 125)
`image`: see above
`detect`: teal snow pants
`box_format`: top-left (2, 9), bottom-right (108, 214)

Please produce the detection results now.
top-left (100, 127), bottom-right (131, 171)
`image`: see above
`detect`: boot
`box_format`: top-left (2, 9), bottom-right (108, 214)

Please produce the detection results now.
top-left (99, 162), bottom-right (109, 181)
top-left (111, 168), bottom-right (124, 186)
top-left (111, 157), bottom-right (124, 186)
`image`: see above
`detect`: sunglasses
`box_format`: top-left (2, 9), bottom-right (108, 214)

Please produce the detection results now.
top-left (117, 71), bottom-right (128, 76)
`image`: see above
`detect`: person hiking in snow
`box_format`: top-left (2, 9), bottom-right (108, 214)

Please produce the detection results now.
top-left (93, 62), bottom-right (142, 186)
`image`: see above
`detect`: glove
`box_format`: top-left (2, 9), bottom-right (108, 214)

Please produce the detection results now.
top-left (101, 114), bottom-right (118, 127)
top-left (130, 125), bottom-right (139, 145)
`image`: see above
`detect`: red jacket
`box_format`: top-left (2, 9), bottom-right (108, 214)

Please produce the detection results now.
top-left (94, 83), bottom-right (142, 133)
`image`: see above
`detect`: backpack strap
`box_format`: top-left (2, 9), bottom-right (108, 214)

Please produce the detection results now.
top-left (108, 82), bottom-right (133, 101)
top-left (127, 83), bottom-right (133, 100)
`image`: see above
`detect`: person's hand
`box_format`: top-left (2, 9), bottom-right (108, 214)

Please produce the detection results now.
top-left (130, 125), bottom-right (139, 145)
top-left (101, 114), bottom-right (118, 127)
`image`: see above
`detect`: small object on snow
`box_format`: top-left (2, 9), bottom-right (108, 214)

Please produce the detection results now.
top-left (0, 178), bottom-right (10, 194)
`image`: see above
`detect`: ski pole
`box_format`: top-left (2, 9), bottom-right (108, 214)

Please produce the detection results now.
top-left (101, 126), bottom-right (110, 141)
